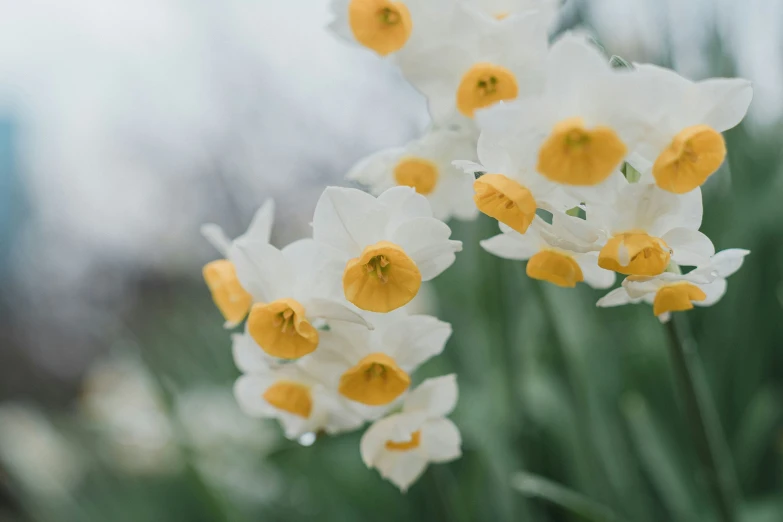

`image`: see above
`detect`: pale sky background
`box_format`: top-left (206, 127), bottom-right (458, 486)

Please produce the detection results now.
top-left (0, 0), bottom-right (780, 379)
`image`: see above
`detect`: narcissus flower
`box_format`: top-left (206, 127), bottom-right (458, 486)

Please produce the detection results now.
top-left (477, 33), bottom-right (642, 187)
top-left (398, 9), bottom-right (548, 123)
top-left (587, 181), bottom-right (714, 277)
top-left (302, 313), bottom-right (452, 410)
top-left (230, 235), bottom-right (370, 359)
top-left (360, 374), bottom-right (461, 492)
top-left (346, 127), bottom-right (479, 221)
top-left (201, 200), bottom-right (275, 327)
top-left (328, 0), bottom-right (469, 57)
top-left (312, 187), bottom-right (462, 313)
top-left (232, 333), bottom-right (365, 439)
top-left (481, 213), bottom-right (615, 289)
top-left (630, 64), bottom-right (752, 194)
top-left (596, 249), bottom-right (750, 321)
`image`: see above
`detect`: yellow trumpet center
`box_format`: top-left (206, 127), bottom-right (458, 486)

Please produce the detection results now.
top-left (598, 232), bottom-right (671, 276)
top-left (394, 157), bottom-right (439, 195)
top-left (526, 250), bottom-right (584, 288)
top-left (202, 259), bottom-right (253, 324)
top-left (338, 353), bottom-right (410, 406)
top-left (262, 381), bottom-right (313, 418)
top-left (537, 117), bottom-right (627, 186)
top-left (653, 124), bottom-right (726, 194)
top-left (385, 430), bottom-right (422, 451)
top-left (493, 12), bottom-right (510, 20)
top-left (348, 0), bottom-right (412, 56)
top-left (652, 282), bottom-right (707, 316)
top-left (247, 298), bottom-right (319, 359)
top-left (473, 174), bottom-right (537, 234)
top-left (343, 241), bottom-right (421, 313)
top-left (456, 63), bottom-right (519, 118)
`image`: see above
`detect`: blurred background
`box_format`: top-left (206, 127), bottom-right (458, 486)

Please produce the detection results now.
top-left (1, 0), bottom-right (782, 520)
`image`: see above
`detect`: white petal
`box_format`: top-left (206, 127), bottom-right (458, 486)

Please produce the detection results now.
top-left (302, 298), bottom-right (372, 329)
top-left (381, 315), bottom-right (452, 371)
top-left (403, 374), bottom-right (458, 418)
top-left (663, 228), bottom-right (715, 267)
top-left (200, 223), bottom-right (232, 257)
top-left (233, 374), bottom-right (276, 418)
top-left (229, 240), bottom-right (290, 302)
top-left (315, 392), bottom-right (366, 435)
top-left (391, 217), bottom-right (461, 281)
top-left (312, 187), bottom-right (387, 255)
top-left (695, 279), bottom-right (728, 307)
top-left (546, 33), bottom-right (610, 98)
top-left (480, 230), bottom-right (539, 260)
top-left (374, 448), bottom-right (429, 492)
top-left (282, 239), bottom-right (345, 301)
top-left (452, 160), bottom-right (486, 175)
top-left (360, 415), bottom-right (397, 468)
top-left (232, 332), bottom-right (271, 374)
top-left (238, 199), bottom-right (275, 244)
top-left (708, 248), bottom-right (750, 278)
top-left (345, 147), bottom-right (403, 194)
top-left (596, 287), bottom-right (634, 307)
top-left (693, 78), bottom-right (753, 132)
top-left (379, 186), bottom-right (434, 233)
top-left (421, 418), bottom-right (462, 463)
top-left (575, 252), bottom-right (616, 289)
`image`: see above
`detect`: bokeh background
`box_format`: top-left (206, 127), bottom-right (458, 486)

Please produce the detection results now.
top-left (1, 0), bottom-right (782, 520)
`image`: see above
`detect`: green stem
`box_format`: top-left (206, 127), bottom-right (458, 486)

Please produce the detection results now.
top-left (665, 317), bottom-right (737, 522)
top-left (511, 472), bottom-right (627, 522)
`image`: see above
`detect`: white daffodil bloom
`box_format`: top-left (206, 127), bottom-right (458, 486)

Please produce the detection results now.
top-left (596, 249), bottom-right (750, 322)
top-left (360, 374), bottom-right (461, 492)
top-left (201, 199), bottom-right (274, 327)
top-left (629, 63), bottom-right (752, 194)
top-left (301, 312), bottom-right (452, 412)
top-left (347, 127), bottom-right (479, 222)
top-left (453, 124), bottom-right (625, 236)
top-left (460, 0), bottom-right (559, 28)
top-left (586, 180), bottom-right (714, 277)
top-left (481, 212), bottom-right (616, 289)
top-left (328, 0), bottom-right (472, 58)
top-left (398, 9), bottom-right (548, 124)
top-left (230, 235), bottom-right (371, 360)
top-left (312, 186), bottom-right (462, 313)
top-left (477, 33), bottom-right (643, 188)
top-left (232, 333), bottom-right (365, 439)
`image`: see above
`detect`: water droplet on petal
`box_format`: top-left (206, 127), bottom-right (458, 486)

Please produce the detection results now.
top-left (298, 432), bottom-right (316, 447)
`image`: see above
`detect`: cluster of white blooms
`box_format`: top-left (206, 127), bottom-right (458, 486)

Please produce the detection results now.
top-left (203, 190), bottom-right (462, 491)
top-left (328, 0), bottom-right (752, 320)
top-left (202, 0), bottom-right (754, 493)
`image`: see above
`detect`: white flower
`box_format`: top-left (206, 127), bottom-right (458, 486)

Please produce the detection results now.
top-left (585, 179), bottom-right (714, 277)
top-left (477, 32), bottom-right (643, 188)
top-left (629, 63), bottom-right (752, 194)
top-left (201, 199), bottom-right (275, 327)
top-left (312, 186), bottom-right (462, 313)
top-left (347, 127), bottom-right (479, 221)
top-left (481, 212), bottom-right (616, 289)
top-left (360, 374), bottom-right (461, 492)
top-left (301, 311), bottom-right (452, 412)
top-left (328, 0), bottom-right (470, 58)
top-left (596, 249), bottom-right (750, 322)
top-left (452, 131), bottom-right (622, 236)
top-left (398, 9), bottom-right (548, 124)
top-left (232, 333), bottom-right (365, 439)
top-left (230, 235), bottom-right (370, 359)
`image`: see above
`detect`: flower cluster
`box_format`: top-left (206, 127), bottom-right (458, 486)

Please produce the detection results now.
top-left (330, 0), bottom-right (752, 320)
top-left (203, 190), bottom-right (462, 491)
top-left (202, 0), bottom-right (754, 493)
